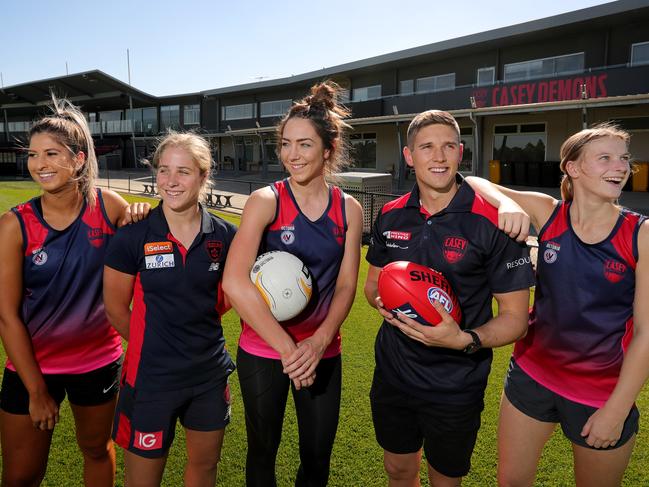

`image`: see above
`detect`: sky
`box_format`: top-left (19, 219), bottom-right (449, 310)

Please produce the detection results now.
top-left (0, 0), bottom-right (614, 96)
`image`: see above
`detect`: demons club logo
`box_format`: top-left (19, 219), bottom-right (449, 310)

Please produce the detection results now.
top-left (604, 259), bottom-right (627, 283)
top-left (206, 241), bottom-right (223, 262)
top-left (442, 236), bottom-right (468, 263)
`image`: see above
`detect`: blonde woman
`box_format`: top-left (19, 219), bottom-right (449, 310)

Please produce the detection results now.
top-left (104, 132), bottom-right (236, 487)
top-left (467, 124), bottom-right (649, 486)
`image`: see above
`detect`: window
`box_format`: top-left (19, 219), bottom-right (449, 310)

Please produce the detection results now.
top-left (493, 123), bottom-right (546, 162)
top-left (0, 152), bottom-right (16, 163)
top-left (350, 132), bottom-right (377, 169)
top-left (631, 41), bottom-right (649, 66)
top-left (142, 107), bottom-right (158, 135)
top-left (161, 105), bottom-right (180, 130)
top-left (126, 108), bottom-right (143, 132)
top-left (611, 117), bottom-right (649, 131)
top-left (477, 67), bottom-right (495, 87)
top-left (459, 127), bottom-right (474, 172)
top-left (100, 110), bottom-right (122, 122)
top-left (8, 121), bottom-right (31, 132)
top-left (260, 99), bottom-right (292, 118)
top-left (416, 73), bottom-right (455, 93)
top-left (504, 53), bottom-right (584, 82)
top-left (222, 103), bottom-right (256, 120)
top-left (184, 104), bottom-right (200, 125)
top-left (352, 85), bottom-right (381, 102)
top-left (263, 135), bottom-right (279, 163)
top-left (400, 80), bottom-right (414, 95)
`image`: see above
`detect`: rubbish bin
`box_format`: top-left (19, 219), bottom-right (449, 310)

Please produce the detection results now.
top-left (500, 161), bottom-right (513, 184)
top-left (527, 161), bottom-right (541, 187)
top-left (632, 161), bottom-right (648, 192)
top-left (489, 160), bottom-right (501, 184)
top-left (514, 161), bottom-right (527, 186)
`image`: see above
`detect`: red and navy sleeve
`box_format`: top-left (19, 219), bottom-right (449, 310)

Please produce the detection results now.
top-left (471, 195), bottom-right (535, 294)
top-left (104, 224), bottom-right (142, 276)
top-left (366, 208), bottom-right (389, 268)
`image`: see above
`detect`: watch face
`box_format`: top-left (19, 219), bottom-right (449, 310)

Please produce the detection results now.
top-left (463, 330), bottom-right (481, 354)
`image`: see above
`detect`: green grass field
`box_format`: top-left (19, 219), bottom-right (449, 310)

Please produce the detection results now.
top-left (0, 181), bottom-right (647, 486)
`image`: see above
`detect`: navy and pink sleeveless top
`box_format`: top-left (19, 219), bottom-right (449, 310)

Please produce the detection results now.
top-left (8, 189), bottom-right (123, 374)
top-left (515, 201), bottom-right (645, 408)
top-left (239, 179), bottom-right (347, 359)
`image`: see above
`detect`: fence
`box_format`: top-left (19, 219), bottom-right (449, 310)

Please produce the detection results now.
top-left (94, 172), bottom-right (400, 238)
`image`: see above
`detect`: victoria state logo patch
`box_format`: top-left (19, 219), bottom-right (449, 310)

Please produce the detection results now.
top-left (604, 259), bottom-right (627, 283)
top-left (442, 236), bottom-right (468, 263)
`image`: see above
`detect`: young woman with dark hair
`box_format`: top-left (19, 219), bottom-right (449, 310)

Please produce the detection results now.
top-left (223, 81), bottom-right (362, 487)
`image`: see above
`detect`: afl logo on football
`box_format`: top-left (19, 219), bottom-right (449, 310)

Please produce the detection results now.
top-left (32, 248), bottom-right (48, 266)
top-left (604, 259), bottom-right (626, 283)
top-left (543, 249), bottom-right (557, 264)
top-left (443, 236), bottom-right (467, 263)
top-left (427, 287), bottom-right (454, 313)
top-left (281, 230), bottom-right (295, 245)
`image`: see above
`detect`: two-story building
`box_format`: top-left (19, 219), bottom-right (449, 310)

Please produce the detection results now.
top-left (1, 0), bottom-right (648, 189)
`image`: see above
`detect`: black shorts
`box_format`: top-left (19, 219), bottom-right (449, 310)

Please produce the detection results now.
top-left (370, 369), bottom-right (483, 478)
top-left (504, 358), bottom-right (639, 449)
top-left (113, 377), bottom-right (231, 459)
top-left (0, 359), bottom-right (122, 414)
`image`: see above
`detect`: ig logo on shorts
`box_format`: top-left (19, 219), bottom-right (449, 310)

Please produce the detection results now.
top-left (134, 430), bottom-right (163, 450)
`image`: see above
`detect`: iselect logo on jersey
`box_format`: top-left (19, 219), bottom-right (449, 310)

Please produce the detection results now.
top-left (145, 253), bottom-right (175, 269)
top-left (144, 241), bottom-right (173, 255)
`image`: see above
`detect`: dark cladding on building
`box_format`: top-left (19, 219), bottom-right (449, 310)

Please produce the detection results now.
top-left (1, 0), bottom-right (649, 191)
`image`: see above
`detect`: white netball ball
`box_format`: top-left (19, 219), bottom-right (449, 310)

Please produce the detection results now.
top-left (250, 251), bottom-right (313, 322)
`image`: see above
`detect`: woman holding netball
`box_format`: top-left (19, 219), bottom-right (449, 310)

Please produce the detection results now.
top-left (467, 123), bottom-right (649, 486)
top-left (103, 132), bottom-right (236, 487)
top-left (223, 81), bottom-right (362, 487)
top-left (0, 98), bottom-right (143, 486)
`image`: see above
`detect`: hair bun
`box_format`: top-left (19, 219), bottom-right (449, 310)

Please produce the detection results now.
top-left (307, 82), bottom-right (338, 111)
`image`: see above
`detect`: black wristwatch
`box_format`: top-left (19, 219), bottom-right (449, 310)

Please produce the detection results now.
top-left (463, 329), bottom-right (482, 354)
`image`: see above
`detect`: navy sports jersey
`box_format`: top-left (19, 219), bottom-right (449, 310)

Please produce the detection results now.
top-left (8, 189), bottom-right (122, 374)
top-left (515, 202), bottom-right (646, 408)
top-left (104, 205), bottom-right (236, 392)
top-left (367, 177), bottom-right (535, 404)
top-left (239, 179), bottom-right (347, 359)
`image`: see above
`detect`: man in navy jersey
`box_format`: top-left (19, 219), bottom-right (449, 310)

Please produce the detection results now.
top-left (364, 110), bottom-right (535, 486)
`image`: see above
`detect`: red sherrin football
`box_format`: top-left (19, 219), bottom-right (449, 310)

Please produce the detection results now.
top-left (378, 261), bottom-right (462, 326)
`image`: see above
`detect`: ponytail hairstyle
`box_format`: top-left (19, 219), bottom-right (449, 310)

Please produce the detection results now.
top-left (559, 122), bottom-right (631, 201)
top-left (276, 80), bottom-right (351, 176)
top-left (29, 96), bottom-right (98, 208)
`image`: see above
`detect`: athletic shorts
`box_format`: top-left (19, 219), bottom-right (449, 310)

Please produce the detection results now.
top-left (112, 377), bottom-right (231, 459)
top-left (369, 369), bottom-right (483, 478)
top-left (0, 359), bottom-right (121, 414)
top-left (504, 358), bottom-right (639, 449)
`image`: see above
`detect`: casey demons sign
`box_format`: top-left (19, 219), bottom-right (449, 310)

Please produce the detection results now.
top-left (472, 74), bottom-right (608, 108)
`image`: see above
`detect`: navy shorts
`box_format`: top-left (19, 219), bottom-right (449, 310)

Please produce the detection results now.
top-left (504, 358), bottom-right (639, 449)
top-left (370, 369), bottom-right (483, 478)
top-left (113, 377), bottom-right (231, 458)
top-left (0, 359), bottom-right (121, 414)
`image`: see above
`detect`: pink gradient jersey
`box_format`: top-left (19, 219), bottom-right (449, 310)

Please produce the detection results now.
top-left (239, 180), bottom-right (347, 359)
top-left (7, 190), bottom-right (122, 374)
top-left (514, 202), bottom-right (645, 408)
